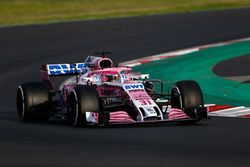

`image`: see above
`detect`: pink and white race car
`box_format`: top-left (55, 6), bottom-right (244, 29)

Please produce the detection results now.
top-left (16, 51), bottom-right (208, 126)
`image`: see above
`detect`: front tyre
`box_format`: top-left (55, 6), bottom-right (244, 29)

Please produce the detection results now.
top-left (68, 85), bottom-right (100, 127)
top-left (171, 80), bottom-right (204, 119)
top-left (16, 82), bottom-right (49, 122)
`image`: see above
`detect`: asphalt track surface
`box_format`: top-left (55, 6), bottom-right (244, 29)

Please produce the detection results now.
top-left (214, 54), bottom-right (250, 77)
top-left (1, 8), bottom-right (250, 167)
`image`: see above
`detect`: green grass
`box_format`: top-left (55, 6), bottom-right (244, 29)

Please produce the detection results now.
top-left (1, 0), bottom-right (250, 26)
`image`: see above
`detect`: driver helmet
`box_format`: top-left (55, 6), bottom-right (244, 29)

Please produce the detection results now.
top-left (101, 73), bottom-right (119, 82)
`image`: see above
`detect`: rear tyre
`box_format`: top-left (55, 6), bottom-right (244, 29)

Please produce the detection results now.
top-left (171, 80), bottom-right (204, 119)
top-left (16, 82), bottom-right (49, 122)
top-left (68, 85), bottom-right (100, 127)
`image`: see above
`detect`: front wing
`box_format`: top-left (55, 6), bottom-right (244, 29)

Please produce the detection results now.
top-left (85, 107), bottom-right (208, 126)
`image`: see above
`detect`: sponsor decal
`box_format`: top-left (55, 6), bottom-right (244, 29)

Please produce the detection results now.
top-left (145, 107), bottom-right (155, 114)
top-left (94, 75), bottom-right (101, 82)
top-left (124, 84), bottom-right (144, 90)
top-left (121, 74), bottom-right (129, 81)
top-left (143, 107), bottom-right (157, 116)
top-left (47, 63), bottom-right (85, 75)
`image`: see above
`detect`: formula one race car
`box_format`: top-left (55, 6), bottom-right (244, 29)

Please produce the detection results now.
top-left (16, 51), bottom-right (208, 126)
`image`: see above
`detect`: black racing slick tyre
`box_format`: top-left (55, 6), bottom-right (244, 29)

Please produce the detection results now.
top-left (171, 80), bottom-right (204, 119)
top-left (68, 85), bottom-right (100, 127)
top-left (16, 82), bottom-right (49, 122)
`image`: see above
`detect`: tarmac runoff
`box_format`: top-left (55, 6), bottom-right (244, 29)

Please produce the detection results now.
top-left (120, 38), bottom-right (250, 118)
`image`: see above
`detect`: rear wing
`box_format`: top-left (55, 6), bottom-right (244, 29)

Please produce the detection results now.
top-left (40, 63), bottom-right (87, 90)
top-left (41, 63), bottom-right (86, 76)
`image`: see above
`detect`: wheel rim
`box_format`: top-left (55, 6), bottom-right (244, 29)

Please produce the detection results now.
top-left (68, 90), bottom-right (79, 126)
top-left (171, 86), bottom-right (183, 109)
top-left (17, 86), bottom-right (25, 120)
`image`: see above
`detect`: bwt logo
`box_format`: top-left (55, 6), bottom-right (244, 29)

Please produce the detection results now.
top-left (124, 84), bottom-right (144, 90)
top-left (47, 63), bottom-right (85, 75)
